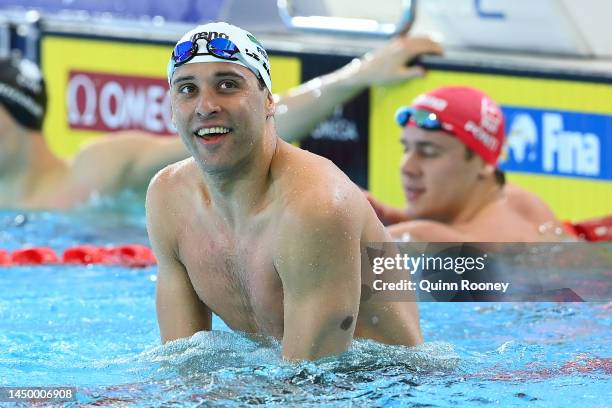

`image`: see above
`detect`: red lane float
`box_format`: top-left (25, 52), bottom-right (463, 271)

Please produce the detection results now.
top-left (0, 249), bottom-right (10, 265)
top-left (100, 244), bottom-right (157, 268)
top-left (12, 247), bottom-right (59, 265)
top-left (571, 215), bottom-right (612, 242)
top-left (63, 245), bottom-right (107, 264)
top-left (1, 245), bottom-right (156, 267)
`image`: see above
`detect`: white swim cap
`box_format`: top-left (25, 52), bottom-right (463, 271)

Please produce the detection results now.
top-left (167, 22), bottom-right (272, 92)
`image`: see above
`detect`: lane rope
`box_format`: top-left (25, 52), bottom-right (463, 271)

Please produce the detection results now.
top-left (0, 245), bottom-right (156, 267)
top-left (1, 218), bottom-right (608, 267)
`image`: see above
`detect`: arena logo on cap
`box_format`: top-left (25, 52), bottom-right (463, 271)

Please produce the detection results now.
top-left (194, 31), bottom-right (229, 41)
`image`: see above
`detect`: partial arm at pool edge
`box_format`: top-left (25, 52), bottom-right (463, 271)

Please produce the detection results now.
top-left (73, 131), bottom-right (188, 194)
top-left (274, 36), bottom-right (442, 143)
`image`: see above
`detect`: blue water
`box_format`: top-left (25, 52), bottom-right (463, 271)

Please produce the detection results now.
top-left (0, 209), bottom-right (610, 407)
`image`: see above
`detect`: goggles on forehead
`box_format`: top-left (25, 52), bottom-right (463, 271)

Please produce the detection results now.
top-left (395, 107), bottom-right (449, 131)
top-left (171, 35), bottom-right (240, 67)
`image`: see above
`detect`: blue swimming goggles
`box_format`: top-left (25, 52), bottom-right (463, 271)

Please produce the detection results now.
top-left (171, 34), bottom-right (241, 67)
top-left (395, 107), bottom-right (444, 130)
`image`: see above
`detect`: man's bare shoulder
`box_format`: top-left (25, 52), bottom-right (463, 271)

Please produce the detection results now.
top-left (274, 142), bottom-right (358, 193)
top-left (146, 158), bottom-right (198, 212)
top-left (148, 157), bottom-right (197, 189)
top-left (504, 183), bottom-right (558, 225)
top-left (269, 143), bottom-right (396, 264)
top-left (145, 158), bottom-right (200, 250)
top-left (273, 142), bottom-right (369, 222)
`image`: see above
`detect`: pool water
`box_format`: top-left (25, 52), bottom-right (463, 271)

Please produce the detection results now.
top-left (0, 209), bottom-right (610, 407)
top-left (0, 192), bottom-right (149, 253)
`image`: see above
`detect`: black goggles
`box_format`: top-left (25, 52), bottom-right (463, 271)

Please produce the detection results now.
top-left (171, 35), bottom-right (241, 67)
top-left (395, 107), bottom-right (445, 130)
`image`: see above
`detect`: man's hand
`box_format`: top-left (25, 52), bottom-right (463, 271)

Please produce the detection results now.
top-left (345, 36), bottom-right (443, 87)
top-left (363, 190), bottom-right (410, 226)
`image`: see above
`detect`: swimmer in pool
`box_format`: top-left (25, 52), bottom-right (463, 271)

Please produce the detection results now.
top-left (0, 34), bottom-right (438, 209)
top-left (369, 86), bottom-right (563, 241)
top-left (147, 22), bottom-right (423, 360)
top-left (0, 54), bottom-right (188, 209)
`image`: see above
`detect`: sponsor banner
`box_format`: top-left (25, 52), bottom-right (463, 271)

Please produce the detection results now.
top-left (67, 71), bottom-right (173, 135)
top-left (361, 242), bottom-right (612, 303)
top-left (500, 107), bottom-right (611, 181)
top-left (299, 53), bottom-right (369, 188)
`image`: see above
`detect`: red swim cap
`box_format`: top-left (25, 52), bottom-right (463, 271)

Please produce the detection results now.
top-left (411, 86), bottom-right (505, 165)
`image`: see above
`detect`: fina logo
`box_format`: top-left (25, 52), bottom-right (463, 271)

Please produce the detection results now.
top-left (504, 111), bottom-right (601, 177)
top-left (505, 113), bottom-right (538, 163)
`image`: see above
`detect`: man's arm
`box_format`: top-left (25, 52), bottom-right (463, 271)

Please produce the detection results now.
top-left (146, 168), bottom-right (211, 343)
top-left (123, 133), bottom-right (188, 189)
top-left (275, 36), bottom-right (442, 142)
top-left (73, 131), bottom-right (188, 193)
top-left (276, 187), bottom-right (364, 360)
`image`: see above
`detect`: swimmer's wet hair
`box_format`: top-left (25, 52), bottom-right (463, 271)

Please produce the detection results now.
top-left (0, 53), bottom-right (47, 131)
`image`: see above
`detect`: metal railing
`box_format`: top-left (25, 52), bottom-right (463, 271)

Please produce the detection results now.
top-left (277, 0), bottom-right (416, 37)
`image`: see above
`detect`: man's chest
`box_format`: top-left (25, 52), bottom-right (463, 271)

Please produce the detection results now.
top-left (178, 223), bottom-right (284, 337)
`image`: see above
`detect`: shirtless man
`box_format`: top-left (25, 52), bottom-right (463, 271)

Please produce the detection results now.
top-left (367, 86), bottom-right (561, 241)
top-left (0, 34), bottom-right (438, 209)
top-left (146, 22), bottom-right (422, 360)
